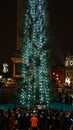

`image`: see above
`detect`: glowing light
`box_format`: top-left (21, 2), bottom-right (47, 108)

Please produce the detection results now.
top-left (3, 63), bottom-right (8, 73)
top-left (65, 77), bottom-right (71, 85)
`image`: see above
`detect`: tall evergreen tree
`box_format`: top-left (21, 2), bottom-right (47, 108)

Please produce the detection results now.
top-left (16, 0), bottom-right (56, 108)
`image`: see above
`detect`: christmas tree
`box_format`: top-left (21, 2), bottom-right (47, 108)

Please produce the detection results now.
top-left (16, 0), bottom-right (56, 108)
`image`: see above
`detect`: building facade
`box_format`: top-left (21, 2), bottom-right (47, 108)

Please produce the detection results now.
top-left (51, 65), bottom-right (65, 86)
top-left (65, 55), bottom-right (73, 87)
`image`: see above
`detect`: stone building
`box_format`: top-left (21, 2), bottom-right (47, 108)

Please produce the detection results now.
top-left (65, 55), bottom-right (73, 87)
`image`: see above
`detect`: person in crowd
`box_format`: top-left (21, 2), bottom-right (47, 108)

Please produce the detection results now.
top-left (69, 124), bottom-right (73, 130)
top-left (30, 112), bottom-right (38, 130)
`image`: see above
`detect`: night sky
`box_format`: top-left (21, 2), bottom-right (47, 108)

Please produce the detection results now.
top-left (49, 0), bottom-right (73, 64)
top-left (0, 0), bottom-right (73, 71)
top-left (0, 0), bottom-right (17, 72)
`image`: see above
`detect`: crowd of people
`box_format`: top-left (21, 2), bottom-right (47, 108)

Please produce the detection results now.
top-left (57, 92), bottom-right (73, 105)
top-left (0, 105), bottom-right (73, 130)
